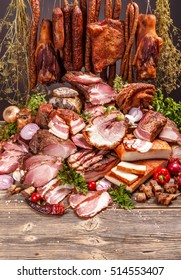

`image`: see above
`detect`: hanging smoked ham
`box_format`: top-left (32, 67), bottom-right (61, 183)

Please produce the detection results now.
top-left (133, 14), bottom-right (163, 80)
top-left (35, 19), bottom-right (62, 85)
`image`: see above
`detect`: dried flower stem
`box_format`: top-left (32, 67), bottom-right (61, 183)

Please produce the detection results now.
top-left (0, 0), bottom-right (31, 105)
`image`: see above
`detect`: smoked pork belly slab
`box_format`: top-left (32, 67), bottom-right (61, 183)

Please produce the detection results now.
top-left (83, 112), bottom-right (127, 150)
top-left (48, 114), bottom-right (69, 140)
top-left (51, 109), bottom-right (85, 135)
top-left (159, 119), bottom-right (181, 143)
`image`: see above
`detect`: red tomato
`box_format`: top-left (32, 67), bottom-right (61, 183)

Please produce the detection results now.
top-left (88, 181), bottom-right (97, 191)
top-left (31, 193), bottom-right (41, 203)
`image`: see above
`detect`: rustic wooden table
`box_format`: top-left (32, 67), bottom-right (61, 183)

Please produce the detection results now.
top-left (0, 190), bottom-right (181, 260)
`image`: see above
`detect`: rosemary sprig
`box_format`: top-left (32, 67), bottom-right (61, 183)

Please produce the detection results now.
top-left (57, 164), bottom-right (88, 195)
top-left (108, 184), bottom-right (135, 210)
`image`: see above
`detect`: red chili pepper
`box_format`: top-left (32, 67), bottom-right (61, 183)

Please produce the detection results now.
top-left (25, 198), bottom-right (65, 215)
top-left (153, 167), bottom-right (171, 184)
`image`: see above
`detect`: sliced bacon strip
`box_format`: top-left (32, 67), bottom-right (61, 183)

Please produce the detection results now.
top-left (75, 191), bottom-right (112, 218)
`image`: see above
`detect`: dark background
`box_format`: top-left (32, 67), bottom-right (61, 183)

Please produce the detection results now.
top-left (0, 0), bottom-right (180, 117)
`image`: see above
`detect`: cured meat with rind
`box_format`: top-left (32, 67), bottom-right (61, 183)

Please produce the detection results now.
top-left (83, 113), bottom-right (127, 150)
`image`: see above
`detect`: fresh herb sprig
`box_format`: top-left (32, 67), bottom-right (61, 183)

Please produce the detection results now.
top-left (80, 111), bottom-right (92, 124)
top-left (152, 89), bottom-right (181, 132)
top-left (0, 122), bottom-right (18, 140)
top-left (57, 164), bottom-right (88, 195)
top-left (113, 75), bottom-right (129, 93)
top-left (27, 94), bottom-right (47, 115)
top-left (108, 184), bottom-right (135, 210)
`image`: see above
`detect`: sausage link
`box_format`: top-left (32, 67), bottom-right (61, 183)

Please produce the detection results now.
top-left (113, 0), bottom-right (122, 20)
top-left (80, 0), bottom-right (87, 65)
top-left (29, 0), bottom-right (40, 90)
top-left (62, 0), bottom-right (73, 71)
top-left (72, 0), bottom-right (83, 71)
top-left (108, 0), bottom-right (122, 85)
top-left (120, 1), bottom-right (139, 79)
top-left (95, 0), bottom-right (102, 21)
top-left (128, 3), bottom-right (135, 82)
top-left (85, 0), bottom-right (96, 72)
top-left (104, 0), bottom-right (113, 18)
top-left (52, 7), bottom-right (64, 58)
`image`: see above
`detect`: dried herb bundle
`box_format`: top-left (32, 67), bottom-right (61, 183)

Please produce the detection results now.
top-left (154, 0), bottom-right (181, 94)
top-left (0, 0), bottom-right (30, 105)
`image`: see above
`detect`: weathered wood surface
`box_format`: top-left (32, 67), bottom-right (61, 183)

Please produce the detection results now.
top-left (1, 190), bottom-right (181, 260)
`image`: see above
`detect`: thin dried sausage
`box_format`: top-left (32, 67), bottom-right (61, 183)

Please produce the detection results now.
top-left (29, 0), bottom-right (40, 90)
top-left (72, 0), bottom-right (83, 71)
top-left (120, 1), bottom-right (139, 79)
top-left (62, 0), bottom-right (73, 71)
top-left (85, 0), bottom-right (96, 72)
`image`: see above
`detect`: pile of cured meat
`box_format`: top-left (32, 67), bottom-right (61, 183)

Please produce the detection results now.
top-left (0, 0), bottom-right (181, 218)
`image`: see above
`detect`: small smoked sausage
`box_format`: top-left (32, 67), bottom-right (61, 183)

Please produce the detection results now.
top-left (72, 0), bottom-right (83, 71)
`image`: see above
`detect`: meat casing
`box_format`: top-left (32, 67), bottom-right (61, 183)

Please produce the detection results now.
top-left (52, 7), bottom-right (65, 58)
top-left (62, 0), bottom-right (73, 71)
top-left (85, 0), bottom-right (96, 72)
top-left (29, 0), bottom-right (40, 90)
top-left (72, 0), bottom-right (83, 71)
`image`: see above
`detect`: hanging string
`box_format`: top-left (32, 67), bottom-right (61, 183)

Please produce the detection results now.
top-left (53, 0), bottom-right (57, 9)
top-left (146, 0), bottom-right (152, 14)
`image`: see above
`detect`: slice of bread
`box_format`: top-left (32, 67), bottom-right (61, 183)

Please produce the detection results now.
top-left (115, 139), bottom-right (171, 162)
top-left (117, 161), bottom-right (146, 175)
top-left (110, 166), bottom-right (139, 185)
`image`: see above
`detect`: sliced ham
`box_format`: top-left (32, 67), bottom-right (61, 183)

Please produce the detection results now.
top-left (42, 141), bottom-right (77, 159)
top-left (75, 191), bottom-right (112, 218)
top-left (48, 114), bottom-right (69, 140)
top-left (68, 192), bottom-right (96, 208)
top-left (159, 119), bottom-right (181, 143)
top-left (71, 133), bottom-right (93, 150)
top-left (29, 129), bottom-right (77, 159)
top-left (0, 155), bottom-right (20, 175)
top-left (24, 155), bottom-right (57, 170)
top-left (23, 162), bottom-right (62, 188)
top-left (53, 87), bottom-right (79, 98)
top-left (87, 83), bottom-right (116, 105)
top-left (83, 113), bottom-right (127, 150)
top-left (0, 149), bottom-right (27, 175)
top-left (3, 141), bottom-right (29, 153)
top-left (84, 103), bottom-right (105, 118)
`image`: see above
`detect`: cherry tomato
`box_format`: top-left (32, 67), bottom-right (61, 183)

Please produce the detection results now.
top-left (88, 181), bottom-right (96, 191)
top-left (31, 192), bottom-right (41, 203)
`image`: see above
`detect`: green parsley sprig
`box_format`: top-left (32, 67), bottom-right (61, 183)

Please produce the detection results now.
top-left (108, 184), bottom-right (135, 210)
top-left (27, 94), bottom-right (47, 115)
top-left (0, 122), bottom-right (18, 140)
top-left (113, 75), bottom-right (129, 93)
top-left (152, 89), bottom-right (181, 132)
top-left (57, 164), bottom-right (88, 195)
